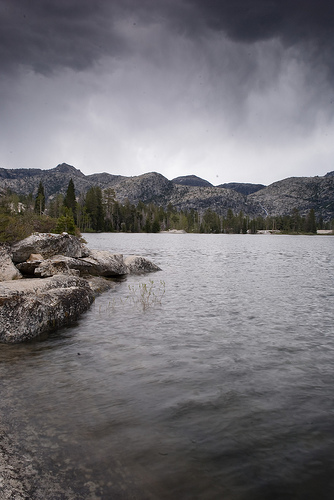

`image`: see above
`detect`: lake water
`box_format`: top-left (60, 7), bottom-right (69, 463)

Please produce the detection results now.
top-left (1, 233), bottom-right (334, 499)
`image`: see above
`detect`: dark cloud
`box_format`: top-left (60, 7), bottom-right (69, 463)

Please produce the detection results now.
top-left (2, 0), bottom-right (334, 76)
top-left (0, 0), bottom-right (124, 74)
top-left (0, 0), bottom-right (183, 75)
top-left (1, 0), bottom-right (334, 183)
top-left (190, 0), bottom-right (334, 43)
top-left (190, 0), bottom-right (334, 77)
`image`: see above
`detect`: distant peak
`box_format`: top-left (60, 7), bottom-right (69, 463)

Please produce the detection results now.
top-left (53, 163), bottom-right (84, 176)
top-left (172, 175), bottom-right (213, 187)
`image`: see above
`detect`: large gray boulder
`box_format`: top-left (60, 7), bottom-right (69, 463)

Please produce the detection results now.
top-left (0, 275), bottom-right (95, 343)
top-left (80, 250), bottom-right (128, 277)
top-left (11, 232), bottom-right (89, 263)
top-left (124, 255), bottom-right (161, 274)
top-left (0, 246), bottom-right (22, 281)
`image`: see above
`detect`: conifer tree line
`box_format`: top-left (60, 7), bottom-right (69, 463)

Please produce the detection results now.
top-left (48, 179), bottom-right (333, 234)
top-left (0, 178), bottom-right (333, 242)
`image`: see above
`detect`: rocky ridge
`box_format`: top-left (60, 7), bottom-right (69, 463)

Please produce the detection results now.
top-left (1, 163), bottom-right (334, 220)
top-left (168, 183), bottom-right (259, 216)
top-left (248, 175), bottom-right (334, 221)
top-left (172, 175), bottom-right (214, 187)
top-left (0, 232), bottom-right (161, 343)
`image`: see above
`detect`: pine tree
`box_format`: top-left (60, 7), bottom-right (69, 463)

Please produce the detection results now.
top-left (48, 194), bottom-right (64, 219)
top-left (55, 208), bottom-right (76, 235)
top-left (103, 188), bottom-right (116, 231)
top-left (152, 218), bottom-right (161, 233)
top-left (85, 186), bottom-right (105, 231)
top-left (63, 178), bottom-right (77, 221)
top-left (34, 181), bottom-right (45, 215)
top-left (305, 208), bottom-right (317, 233)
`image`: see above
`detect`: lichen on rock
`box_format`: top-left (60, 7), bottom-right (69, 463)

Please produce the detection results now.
top-left (0, 275), bottom-right (95, 343)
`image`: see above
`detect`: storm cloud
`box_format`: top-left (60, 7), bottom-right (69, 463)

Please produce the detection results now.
top-left (1, 0), bottom-right (334, 184)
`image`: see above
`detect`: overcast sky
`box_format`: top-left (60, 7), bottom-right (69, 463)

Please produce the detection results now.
top-left (1, 0), bottom-right (334, 185)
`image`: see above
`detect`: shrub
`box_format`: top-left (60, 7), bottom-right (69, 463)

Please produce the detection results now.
top-left (0, 210), bottom-right (57, 243)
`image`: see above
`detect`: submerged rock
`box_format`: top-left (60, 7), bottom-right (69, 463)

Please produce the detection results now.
top-left (0, 275), bottom-right (94, 343)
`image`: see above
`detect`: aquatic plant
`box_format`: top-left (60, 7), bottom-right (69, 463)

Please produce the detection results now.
top-left (127, 279), bottom-right (165, 311)
top-left (97, 279), bottom-right (166, 315)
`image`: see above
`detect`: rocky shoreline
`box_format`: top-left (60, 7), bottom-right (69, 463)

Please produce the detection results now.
top-left (0, 232), bottom-right (160, 343)
top-left (0, 232), bottom-right (160, 497)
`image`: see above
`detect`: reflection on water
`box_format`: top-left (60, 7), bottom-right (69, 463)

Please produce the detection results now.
top-left (1, 234), bottom-right (334, 499)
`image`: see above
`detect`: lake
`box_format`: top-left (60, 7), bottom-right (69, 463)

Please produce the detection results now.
top-left (1, 233), bottom-right (334, 499)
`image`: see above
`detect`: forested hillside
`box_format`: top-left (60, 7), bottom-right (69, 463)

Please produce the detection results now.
top-left (0, 163), bottom-right (333, 240)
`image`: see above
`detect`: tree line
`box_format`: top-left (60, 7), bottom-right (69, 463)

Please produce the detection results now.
top-left (1, 178), bottom-right (333, 242)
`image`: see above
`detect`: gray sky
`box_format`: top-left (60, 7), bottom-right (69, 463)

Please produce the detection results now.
top-left (1, 0), bottom-right (334, 185)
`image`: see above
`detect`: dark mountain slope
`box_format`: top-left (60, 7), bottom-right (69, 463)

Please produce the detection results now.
top-left (218, 182), bottom-right (265, 195)
top-left (172, 175), bottom-right (213, 188)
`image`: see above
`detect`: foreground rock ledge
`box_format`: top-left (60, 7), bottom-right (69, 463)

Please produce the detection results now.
top-left (0, 275), bottom-right (95, 343)
top-left (0, 232), bottom-right (161, 343)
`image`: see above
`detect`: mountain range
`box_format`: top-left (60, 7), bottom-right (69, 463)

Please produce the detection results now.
top-left (1, 163), bottom-right (333, 221)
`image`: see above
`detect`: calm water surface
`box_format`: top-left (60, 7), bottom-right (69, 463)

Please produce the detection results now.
top-left (1, 233), bottom-right (334, 499)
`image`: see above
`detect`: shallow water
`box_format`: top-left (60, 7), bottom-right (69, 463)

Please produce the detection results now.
top-left (1, 233), bottom-right (334, 499)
